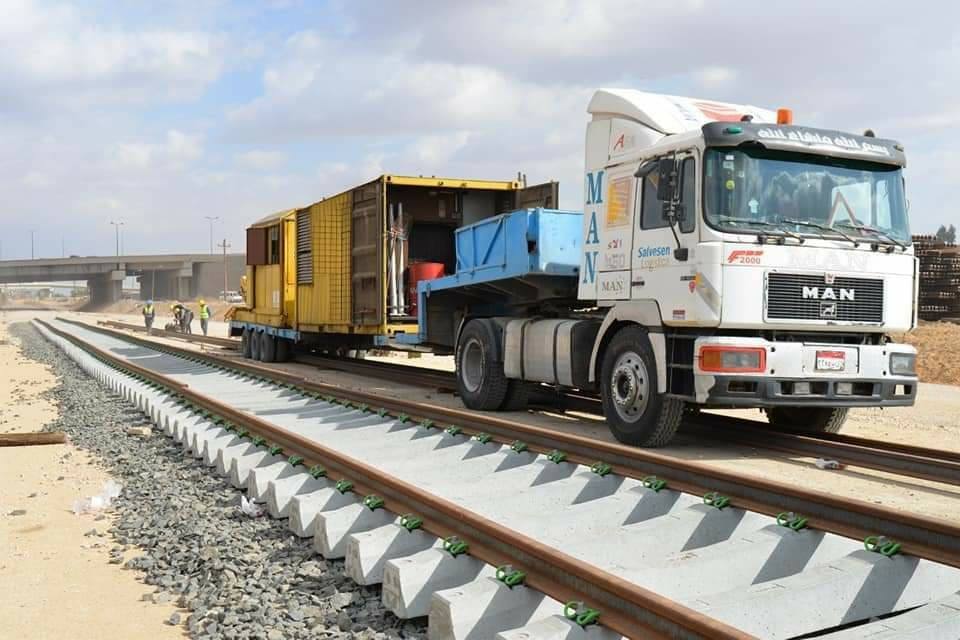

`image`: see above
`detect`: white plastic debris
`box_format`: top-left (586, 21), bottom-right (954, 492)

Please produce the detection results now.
top-left (73, 479), bottom-right (122, 514)
top-left (240, 495), bottom-right (264, 518)
top-left (814, 458), bottom-right (843, 470)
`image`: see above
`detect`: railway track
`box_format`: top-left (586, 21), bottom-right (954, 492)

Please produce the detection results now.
top-left (35, 316), bottom-right (960, 639)
top-left (93, 317), bottom-right (960, 488)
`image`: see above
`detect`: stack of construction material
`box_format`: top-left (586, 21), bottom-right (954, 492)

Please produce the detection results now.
top-left (914, 235), bottom-right (960, 321)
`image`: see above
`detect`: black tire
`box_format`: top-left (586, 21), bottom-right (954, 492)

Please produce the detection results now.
top-left (456, 319), bottom-right (509, 411)
top-left (260, 331), bottom-right (276, 363)
top-left (250, 330), bottom-right (262, 361)
top-left (600, 326), bottom-right (683, 447)
top-left (500, 381), bottom-right (529, 412)
top-left (765, 406), bottom-right (848, 433)
top-left (275, 337), bottom-right (291, 362)
top-left (241, 329), bottom-right (253, 359)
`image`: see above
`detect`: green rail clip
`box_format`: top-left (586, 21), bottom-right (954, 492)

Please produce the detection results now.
top-left (288, 455), bottom-right (304, 468)
top-left (323, 395), bottom-right (337, 404)
top-left (444, 426), bottom-right (462, 436)
top-left (251, 436), bottom-right (266, 447)
top-left (703, 492), bottom-right (730, 510)
top-left (776, 512), bottom-right (808, 531)
top-left (510, 440), bottom-right (528, 453)
top-left (590, 462), bottom-right (612, 477)
top-left (399, 514), bottom-right (423, 531)
top-left (495, 565), bottom-right (526, 588)
top-left (236, 428), bottom-right (249, 439)
top-left (472, 433), bottom-right (492, 444)
top-left (308, 465), bottom-right (327, 479)
top-left (398, 413), bottom-right (411, 424)
top-left (335, 479), bottom-right (354, 494)
top-left (362, 495), bottom-right (385, 511)
top-left (864, 535), bottom-right (902, 557)
top-left (356, 403), bottom-right (370, 413)
top-left (376, 408), bottom-right (388, 418)
top-left (546, 449), bottom-right (567, 464)
top-left (443, 536), bottom-right (469, 557)
top-left (563, 601), bottom-right (601, 627)
top-left (642, 475), bottom-right (667, 492)
top-left (224, 424), bottom-right (237, 433)
top-left (419, 419), bottom-right (434, 430)
top-left (269, 445), bottom-right (284, 456)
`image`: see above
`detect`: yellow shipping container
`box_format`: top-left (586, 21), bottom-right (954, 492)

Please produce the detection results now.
top-left (232, 174), bottom-right (557, 347)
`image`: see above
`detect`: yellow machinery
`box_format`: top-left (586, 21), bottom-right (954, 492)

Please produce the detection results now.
top-left (231, 174), bottom-right (557, 352)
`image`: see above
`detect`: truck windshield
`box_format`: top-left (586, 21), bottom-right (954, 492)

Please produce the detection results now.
top-left (704, 148), bottom-right (910, 245)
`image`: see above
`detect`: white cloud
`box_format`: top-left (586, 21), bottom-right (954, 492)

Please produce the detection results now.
top-left (0, 0), bottom-right (226, 114)
top-left (236, 150), bottom-right (287, 170)
top-left (110, 130), bottom-right (203, 170)
top-left (22, 171), bottom-right (51, 188)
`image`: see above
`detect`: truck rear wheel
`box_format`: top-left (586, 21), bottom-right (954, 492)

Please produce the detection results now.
top-left (765, 407), bottom-right (848, 433)
top-left (456, 319), bottom-right (509, 411)
top-left (600, 326), bottom-right (683, 447)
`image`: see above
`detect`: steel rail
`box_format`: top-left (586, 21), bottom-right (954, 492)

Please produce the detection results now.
top-left (38, 318), bottom-right (756, 640)
top-left (54, 316), bottom-right (960, 569)
top-left (98, 319), bottom-right (237, 349)
top-left (93, 319), bottom-right (960, 486)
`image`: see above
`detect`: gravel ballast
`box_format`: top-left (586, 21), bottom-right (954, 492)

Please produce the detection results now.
top-left (11, 322), bottom-right (427, 640)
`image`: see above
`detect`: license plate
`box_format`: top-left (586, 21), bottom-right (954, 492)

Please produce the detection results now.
top-left (816, 350), bottom-right (846, 371)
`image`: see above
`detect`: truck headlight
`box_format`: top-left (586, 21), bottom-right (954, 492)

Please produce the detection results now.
top-left (889, 353), bottom-right (916, 376)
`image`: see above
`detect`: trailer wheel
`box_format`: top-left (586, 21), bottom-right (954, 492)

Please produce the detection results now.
top-left (765, 407), bottom-right (848, 433)
top-left (456, 319), bottom-right (509, 411)
top-left (241, 329), bottom-right (253, 359)
top-left (250, 330), bottom-right (262, 361)
top-left (600, 326), bottom-right (683, 447)
top-left (275, 337), bottom-right (290, 362)
top-left (260, 331), bottom-right (276, 363)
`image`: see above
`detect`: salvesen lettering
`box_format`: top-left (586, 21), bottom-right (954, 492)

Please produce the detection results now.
top-left (756, 128), bottom-right (892, 157)
top-left (637, 246), bottom-right (671, 258)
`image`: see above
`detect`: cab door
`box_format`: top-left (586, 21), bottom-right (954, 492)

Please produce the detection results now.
top-left (630, 152), bottom-right (700, 323)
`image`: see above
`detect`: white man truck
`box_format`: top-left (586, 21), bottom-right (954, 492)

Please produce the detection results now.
top-left (411, 89), bottom-right (918, 447)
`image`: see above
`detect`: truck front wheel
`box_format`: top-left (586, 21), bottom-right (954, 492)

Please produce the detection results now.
top-left (765, 407), bottom-right (848, 433)
top-left (600, 326), bottom-right (683, 447)
top-left (456, 319), bottom-right (510, 411)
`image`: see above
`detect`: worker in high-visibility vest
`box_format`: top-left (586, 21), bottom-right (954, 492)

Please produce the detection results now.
top-left (142, 300), bottom-right (155, 332)
top-left (198, 299), bottom-right (210, 336)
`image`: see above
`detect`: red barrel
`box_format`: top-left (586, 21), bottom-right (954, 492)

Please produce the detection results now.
top-left (407, 262), bottom-right (445, 316)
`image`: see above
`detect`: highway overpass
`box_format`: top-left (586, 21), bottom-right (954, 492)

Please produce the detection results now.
top-left (0, 254), bottom-right (245, 305)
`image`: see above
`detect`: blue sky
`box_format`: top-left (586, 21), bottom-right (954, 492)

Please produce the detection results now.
top-left (0, 0), bottom-right (957, 259)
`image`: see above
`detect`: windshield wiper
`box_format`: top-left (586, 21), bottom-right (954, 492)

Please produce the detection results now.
top-left (781, 218), bottom-right (860, 247)
top-left (716, 216), bottom-right (805, 243)
top-left (835, 222), bottom-right (906, 250)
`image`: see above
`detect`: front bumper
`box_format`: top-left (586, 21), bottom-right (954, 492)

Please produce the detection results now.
top-left (702, 375), bottom-right (916, 408)
top-left (693, 336), bottom-right (918, 408)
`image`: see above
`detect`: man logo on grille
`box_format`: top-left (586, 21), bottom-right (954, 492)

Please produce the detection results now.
top-left (802, 286), bottom-right (855, 301)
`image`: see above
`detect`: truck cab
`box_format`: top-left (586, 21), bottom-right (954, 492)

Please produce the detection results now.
top-left (577, 90), bottom-right (917, 444)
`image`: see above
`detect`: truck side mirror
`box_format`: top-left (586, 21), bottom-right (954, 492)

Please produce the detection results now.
top-left (656, 158), bottom-right (678, 201)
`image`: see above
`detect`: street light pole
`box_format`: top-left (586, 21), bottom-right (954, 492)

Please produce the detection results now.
top-left (217, 238), bottom-right (231, 299)
top-left (109, 220), bottom-right (124, 257)
top-left (30, 230), bottom-right (36, 259)
top-left (205, 216), bottom-right (220, 255)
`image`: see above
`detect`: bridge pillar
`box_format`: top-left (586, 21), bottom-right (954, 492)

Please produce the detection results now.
top-left (88, 271), bottom-right (123, 306)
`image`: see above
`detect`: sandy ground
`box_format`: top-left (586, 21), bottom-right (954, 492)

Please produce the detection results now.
top-left (0, 311), bottom-right (184, 639)
top-left (61, 310), bottom-right (960, 522)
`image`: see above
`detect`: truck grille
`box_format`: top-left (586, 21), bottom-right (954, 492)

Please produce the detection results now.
top-left (766, 272), bottom-right (884, 323)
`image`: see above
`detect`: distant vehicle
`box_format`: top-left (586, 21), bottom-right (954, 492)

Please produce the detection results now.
top-left (220, 291), bottom-right (243, 303)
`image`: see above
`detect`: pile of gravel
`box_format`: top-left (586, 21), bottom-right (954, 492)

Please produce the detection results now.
top-left (11, 322), bottom-right (426, 640)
